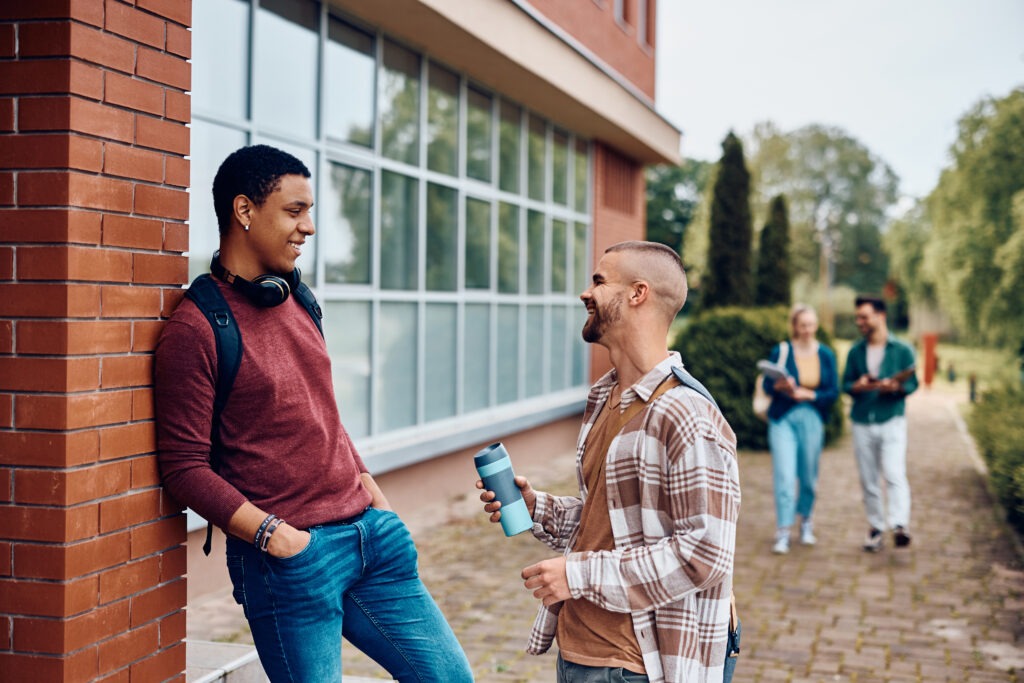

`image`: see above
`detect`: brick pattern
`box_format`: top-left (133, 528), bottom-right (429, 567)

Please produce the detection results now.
top-left (0, 2), bottom-right (190, 680)
top-left (527, 0), bottom-right (657, 99)
top-left (589, 142), bottom-right (646, 381)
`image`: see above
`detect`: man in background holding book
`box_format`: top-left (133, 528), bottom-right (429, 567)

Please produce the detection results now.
top-left (842, 295), bottom-right (919, 552)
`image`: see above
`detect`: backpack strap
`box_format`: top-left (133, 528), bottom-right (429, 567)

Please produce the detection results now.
top-left (671, 365), bottom-right (720, 411)
top-left (293, 281), bottom-right (324, 338)
top-left (184, 275), bottom-right (242, 555)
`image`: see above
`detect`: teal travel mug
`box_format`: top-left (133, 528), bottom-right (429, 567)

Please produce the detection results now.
top-left (474, 442), bottom-right (533, 536)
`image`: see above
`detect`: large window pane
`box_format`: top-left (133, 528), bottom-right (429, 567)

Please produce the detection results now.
top-left (465, 197), bottom-right (491, 289)
top-left (192, 0), bottom-right (249, 120)
top-left (189, 121), bottom-right (247, 281)
top-left (551, 219), bottom-right (567, 293)
top-left (254, 0), bottom-right (318, 139)
top-left (325, 301), bottom-right (371, 438)
top-left (499, 102), bottom-right (520, 194)
top-left (574, 139), bottom-right (589, 213)
top-left (525, 305), bottom-right (544, 396)
top-left (324, 163), bottom-right (371, 284)
top-left (380, 171), bottom-right (418, 290)
top-left (424, 304), bottom-right (457, 421)
top-left (466, 87), bottom-right (492, 182)
top-left (527, 114), bottom-right (546, 201)
top-left (381, 41), bottom-right (420, 165)
top-left (574, 221), bottom-right (589, 294)
top-left (426, 183), bottom-right (457, 291)
top-left (464, 304), bottom-right (490, 412)
top-left (378, 302), bottom-right (417, 431)
top-left (552, 130), bottom-right (569, 206)
top-left (497, 305), bottom-right (520, 404)
top-left (550, 306), bottom-right (568, 391)
top-left (326, 17), bottom-right (375, 148)
top-left (426, 64), bottom-right (458, 176)
top-left (526, 210), bottom-right (545, 294)
top-left (498, 202), bottom-right (519, 294)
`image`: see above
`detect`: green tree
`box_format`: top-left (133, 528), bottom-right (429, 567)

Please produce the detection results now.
top-left (747, 122), bottom-right (899, 295)
top-left (645, 159), bottom-right (712, 256)
top-left (922, 87), bottom-right (1024, 346)
top-left (703, 132), bottom-right (754, 308)
top-left (755, 194), bottom-right (791, 306)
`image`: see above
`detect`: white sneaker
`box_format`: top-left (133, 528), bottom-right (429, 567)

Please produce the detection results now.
top-left (800, 520), bottom-right (816, 546)
top-left (772, 529), bottom-right (790, 555)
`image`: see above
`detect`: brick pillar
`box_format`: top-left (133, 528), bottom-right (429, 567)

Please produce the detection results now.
top-left (0, 2), bottom-right (191, 681)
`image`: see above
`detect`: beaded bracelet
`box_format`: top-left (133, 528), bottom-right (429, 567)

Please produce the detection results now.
top-left (253, 514), bottom-right (277, 549)
top-left (260, 517), bottom-right (285, 553)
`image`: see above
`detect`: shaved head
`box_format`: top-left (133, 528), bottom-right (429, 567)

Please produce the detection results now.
top-left (604, 241), bottom-right (688, 323)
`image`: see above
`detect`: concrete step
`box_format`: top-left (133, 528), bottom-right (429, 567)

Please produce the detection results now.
top-left (186, 640), bottom-right (393, 682)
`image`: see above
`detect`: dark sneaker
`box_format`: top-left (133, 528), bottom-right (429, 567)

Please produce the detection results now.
top-left (894, 526), bottom-right (912, 548)
top-left (863, 528), bottom-right (883, 552)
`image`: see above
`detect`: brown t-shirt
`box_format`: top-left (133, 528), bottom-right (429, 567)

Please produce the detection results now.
top-left (556, 399), bottom-right (646, 674)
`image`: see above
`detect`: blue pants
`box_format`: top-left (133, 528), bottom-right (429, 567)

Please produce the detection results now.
top-left (767, 403), bottom-right (824, 528)
top-left (225, 507), bottom-right (473, 682)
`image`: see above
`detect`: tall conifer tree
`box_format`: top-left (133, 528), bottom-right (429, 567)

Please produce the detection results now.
top-left (755, 194), bottom-right (792, 306)
top-left (703, 132), bottom-right (753, 308)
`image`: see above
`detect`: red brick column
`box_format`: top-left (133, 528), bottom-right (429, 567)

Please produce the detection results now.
top-left (0, 2), bottom-right (191, 680)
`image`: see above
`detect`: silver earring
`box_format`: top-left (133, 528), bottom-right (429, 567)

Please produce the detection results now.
top-left (244, 224), bottom-right (250, 232)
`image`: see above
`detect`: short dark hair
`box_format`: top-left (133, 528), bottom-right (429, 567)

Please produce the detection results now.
top-left (212, 145), bottom-right (311, 234)
top-left (855, 295), bottom-right (886, 313)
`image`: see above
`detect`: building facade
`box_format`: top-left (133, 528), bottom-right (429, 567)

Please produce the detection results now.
top-left (0, 0), bottom-right (678, 679)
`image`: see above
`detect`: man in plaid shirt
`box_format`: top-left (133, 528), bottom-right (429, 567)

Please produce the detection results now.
top-left (480, 241), bottom-right (741, 682)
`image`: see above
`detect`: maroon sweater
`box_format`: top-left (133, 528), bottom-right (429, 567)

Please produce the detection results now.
top-left (154, 280), bottom-right (371, 531)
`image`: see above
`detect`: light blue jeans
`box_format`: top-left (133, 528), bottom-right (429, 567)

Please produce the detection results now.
top-left (767, 403), bottom-right (824, 528)
top-left (225, 507), bottom-right (473, 682)
top-left (851, 416), bottom-right (911, 531)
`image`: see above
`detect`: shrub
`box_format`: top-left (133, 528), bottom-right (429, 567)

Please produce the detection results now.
top-left (967, 386), bottom-right (1024, 534)
top-left (671, 306), bottom-right (844, 450)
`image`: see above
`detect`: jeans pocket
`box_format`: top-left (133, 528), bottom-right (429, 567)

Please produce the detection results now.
top-left (723, 620), bottom-right (741, 683)
top-left (272, 527), bottom-right (318, 566)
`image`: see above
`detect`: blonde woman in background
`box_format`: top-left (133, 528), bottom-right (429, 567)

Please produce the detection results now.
top-left (762, 305), bottom-right (839, 554)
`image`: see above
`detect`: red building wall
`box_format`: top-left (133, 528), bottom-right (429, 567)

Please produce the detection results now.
top-left (527, 0), bottom-right (657, 99)
top-left (0, 2), bottom-right (191, 680)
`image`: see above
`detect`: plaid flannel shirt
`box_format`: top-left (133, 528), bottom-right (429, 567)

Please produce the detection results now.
top-left (527, 353), bottom-right (740, 683)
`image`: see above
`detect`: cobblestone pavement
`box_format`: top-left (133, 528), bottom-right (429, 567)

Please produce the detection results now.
top-left (188, 389), bottom-right (1024, 682)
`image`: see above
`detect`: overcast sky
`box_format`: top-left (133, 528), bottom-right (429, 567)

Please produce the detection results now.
top-left (654, 0), bottom-right (1024, 198)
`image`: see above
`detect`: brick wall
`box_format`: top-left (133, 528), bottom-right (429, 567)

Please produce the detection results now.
top-left (0, 2), bottom-right (191, 681)
top-left (527, 0), bottom-right (657, 99)
top-left (589, 141), bottom-right (646, 379)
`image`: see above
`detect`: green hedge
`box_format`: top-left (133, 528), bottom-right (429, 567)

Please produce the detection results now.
top-left (670, 306), bottom-right (844, 450)
top-left (967, 386), bottom-right (1024, 534)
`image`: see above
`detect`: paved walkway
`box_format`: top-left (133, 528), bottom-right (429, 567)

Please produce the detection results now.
top-left (187, 389), bottom-right (1024, 682)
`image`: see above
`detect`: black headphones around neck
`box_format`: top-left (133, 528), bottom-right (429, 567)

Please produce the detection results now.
top-left (210, 251), bottom-right (301, 308)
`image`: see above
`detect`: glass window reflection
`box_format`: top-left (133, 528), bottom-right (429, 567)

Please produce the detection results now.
top-left (381, 40), bottom-right (420, 165)
top-left (574, 139), bottom-right (590, 213)
top-left (527, 115), bottom-right (546, 201)
top-left (324, 163), bottom-right (371, 284)
top-left (254, 0), bottom-right (319, 139)
top-left (426, 183), bottom-right (457, 291)
top-left (499, 102), bottom-right (521, 194)
top-left (380, 171), bottom-right (418, 290)
top-left (527, 210), bottom-right (545, 294)
top-left (551, 219), bottom-right (567, 293)
top-left (465, 197), bottom-right (491, 289)
top-left (424, 304), bottom-right (457, 421)
top-left (466, 87), bottom-right (492, 182)
top-left (326, 17), bottom-right (375, 148)
top-left (464, 304), bottom-right (490, 412)
top-left (325, 301), bottom-right (371, 438)
top-left (498, 202), bottom-right (519, 294)
top-left (192, 0), bottom-right (249, 120)
top-left (378, 302), bottom-right (418, 431)
top-left (552, 130), bottom-right (568, 206)
top-left (497, 304), bottom-right (520, 404)
top-left (427, 64), bottom-right (459, 176)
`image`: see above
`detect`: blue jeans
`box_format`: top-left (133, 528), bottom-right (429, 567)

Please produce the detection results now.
top-left (556, 653), bottom-right (649, 682)
top-left (767, 403), bottom-right (824, 528)
top-left (225, 507), bottom-right (472, 682)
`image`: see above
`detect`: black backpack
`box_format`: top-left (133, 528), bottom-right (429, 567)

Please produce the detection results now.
top-left (184, 274), bottom-right (324, 554)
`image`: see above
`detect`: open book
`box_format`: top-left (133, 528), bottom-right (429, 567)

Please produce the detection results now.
top-left (756, 359), bottom-right (790, 382)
